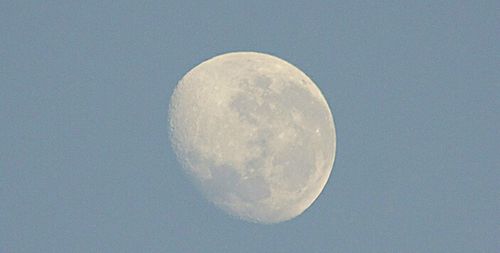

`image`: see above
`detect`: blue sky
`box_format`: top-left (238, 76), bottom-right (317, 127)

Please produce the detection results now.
top-left (1, 1), bottom-right (498, 252)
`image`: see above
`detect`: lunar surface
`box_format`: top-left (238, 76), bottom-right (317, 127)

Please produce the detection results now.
top-left (169, 52), bottom-right (336, 223)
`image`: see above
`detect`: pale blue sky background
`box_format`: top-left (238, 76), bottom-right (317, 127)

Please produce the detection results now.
top-left (1, 1), bottom-right (499, 252)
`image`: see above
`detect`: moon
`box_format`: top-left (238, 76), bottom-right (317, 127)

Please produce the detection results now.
top-left (169, 52), bottom-right (336, 223)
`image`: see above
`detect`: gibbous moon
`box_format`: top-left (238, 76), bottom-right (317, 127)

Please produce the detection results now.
top-left (169, 52), bottom-right (336, 223)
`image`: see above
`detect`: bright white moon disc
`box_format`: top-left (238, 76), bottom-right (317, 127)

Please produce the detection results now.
top-left (169, 52), bottom-right (336, 223)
